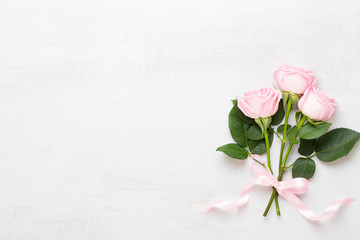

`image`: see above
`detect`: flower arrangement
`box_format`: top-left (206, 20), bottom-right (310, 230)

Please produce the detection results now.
top-left (202, 65), bottom-right (360, 221)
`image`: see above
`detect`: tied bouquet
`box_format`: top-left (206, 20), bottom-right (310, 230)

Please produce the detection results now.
top-left (202, 65), bottom-right (360, 221)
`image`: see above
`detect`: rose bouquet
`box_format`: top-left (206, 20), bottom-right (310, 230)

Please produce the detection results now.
top-left (202, 65), bottom-right (360, 220)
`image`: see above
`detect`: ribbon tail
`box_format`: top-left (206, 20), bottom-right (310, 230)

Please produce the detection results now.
top-left (201, 179), bottom-right (258, 215)
top-left (279, 190), bottom-right (355, 221)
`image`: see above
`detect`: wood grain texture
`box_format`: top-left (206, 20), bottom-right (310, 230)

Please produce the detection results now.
top-left (0, 0), bottom-right (360, 239)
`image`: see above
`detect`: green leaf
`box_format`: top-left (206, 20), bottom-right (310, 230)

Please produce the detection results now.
top-left (248, 140), bottom-right (266, 155)
top-left (228, 107), bottom-right (248, 147)
top-left (315, 128), bottom-right (360, 162)
top-left (271, 100), bottom-right (285, 125)
top-left (231, 100), bottom-right (256, 124)
top-left (267, 130), bottom-right (274, 146)
top-left (246, 125), bottom-right (263, 140)
top-left (287, 126), bottom-right (299, 144)
top-left (277, 124), bottom-right (292, 133)
top-left (248, 130), bottom-right (273, 154)
top-left (299, 122), bottom-right (331, 139)
top-left (216, 144), bottom-right (248, 160)
top-left (298, 138), bottom-right (316, 156)
top-left (292, 157), bottom-right (316, 179)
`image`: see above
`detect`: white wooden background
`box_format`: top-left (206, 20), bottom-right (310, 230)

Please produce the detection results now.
top-left (1, 0), bottom-right (360, 239)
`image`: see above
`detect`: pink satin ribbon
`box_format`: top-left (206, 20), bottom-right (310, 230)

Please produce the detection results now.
top-left (202, 158), bottom-right (355, 221)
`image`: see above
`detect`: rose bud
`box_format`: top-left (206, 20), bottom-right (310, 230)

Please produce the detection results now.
top-left (237, 88), bottom-right (282, 131)
top-left (298, 86), bottom-right (337, 121)
top-left (274, 65), bottom-right (316, 95)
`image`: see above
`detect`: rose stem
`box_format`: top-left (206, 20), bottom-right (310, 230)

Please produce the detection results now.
top-left (263, 129), bottom-right (273, 175)
top-left (263, 108), bottom-right (307, 217)
top-left (263, 129), bottom-right (281, 216)
top-left (263, 98), bottom-right (292, 217)
top-left (278, 115), bottom-right (307, 179)
top-left (279, 98), bottom-right (292, 171)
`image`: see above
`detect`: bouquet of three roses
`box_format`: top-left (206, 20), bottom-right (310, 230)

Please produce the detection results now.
top-left (203, 65), bottom-right (360, 220)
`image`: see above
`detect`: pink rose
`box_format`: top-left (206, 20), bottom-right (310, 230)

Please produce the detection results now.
top-left (237, 88), bottom-right (282, 119)
top-left (274, 65), bottom-right (316, 94)
top-left (298, 86), bottom-right (337, 121)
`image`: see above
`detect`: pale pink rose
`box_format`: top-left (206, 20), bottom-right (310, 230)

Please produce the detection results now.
top-left (274, 65), bottom-right (316, 94)
top-left (237, 88), bottom-right (282, 119)
top-left (298, 86), bottom-right (337, 121)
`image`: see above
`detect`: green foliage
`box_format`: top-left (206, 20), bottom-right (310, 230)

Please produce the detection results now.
top-left (298, 122), bottom-right (331, 139)
top-left (248, 140), bottom-right (266, 155)
top-left (228, 107), bottom-right (248, 147)
top-left (216, 144), bottom-right (248, 160)
top-left (298, 138), bottom-right (316, 156)
top-left (287, 126), bottom-right (299, 144)
top-left (292, 157), bottom-right (316, 179)
top-left (271, 100), bottom-right (285, 125)
top-left (315, 128), bottom-right (360, 162)
top-left (277, 124), bottom-right (292, 133)
top-left (220, 100), bottom-right (360, 173)
top-left (246, 125), bottom-right (263, 141)
top-left (248, 131), bottom-right (273, 154)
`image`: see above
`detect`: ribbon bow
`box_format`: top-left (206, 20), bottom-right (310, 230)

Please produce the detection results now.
top-left (202, 158), bottom-right (355, 221)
